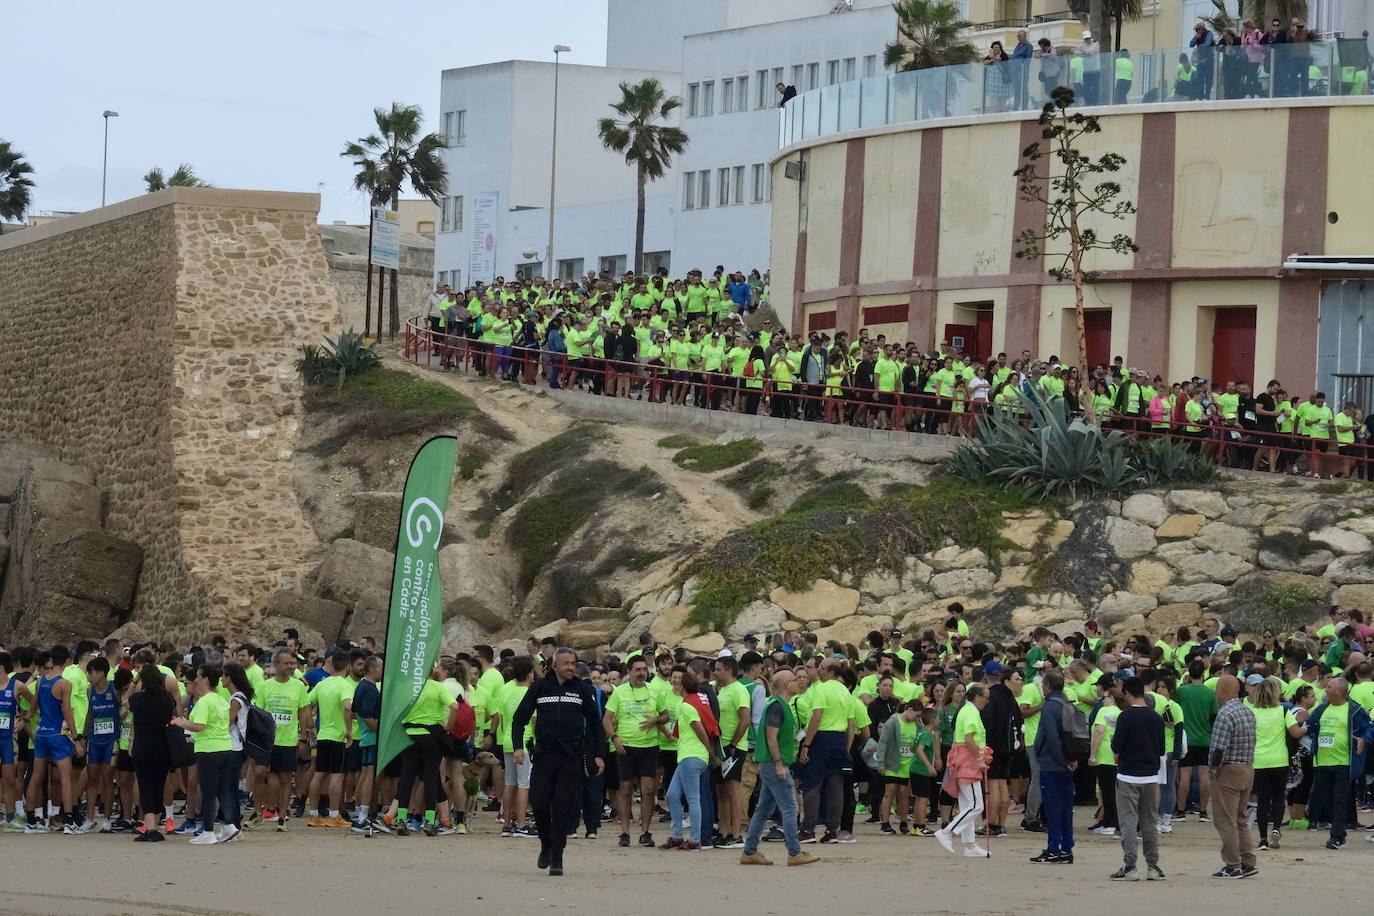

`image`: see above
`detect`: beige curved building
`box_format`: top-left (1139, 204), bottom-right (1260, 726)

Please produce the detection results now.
top-left (769, 96), bottom-right (1374, 397)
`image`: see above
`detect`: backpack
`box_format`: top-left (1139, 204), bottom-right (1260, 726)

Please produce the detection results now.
top-left (449, 695), bottom-right (476, 742)
top-left (743, 359), bottom-right (756, 379)
top-left (1065, 700), bottom-right (1091, 758)
top-left (243, 704), bottom-right (277, 765)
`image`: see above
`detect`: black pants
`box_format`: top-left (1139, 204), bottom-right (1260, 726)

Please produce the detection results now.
top-left (395, 733), bottom-right (445, 814)
top-left (196, 750), bottom-right (238, 828)
top-left (1311, 764), bottom-right (1352, 843)
top-left (1253, 766), bottom-right (1287, 838)
top-left (134, 760), bottom-right (169, 819)
top-left (580, 761), bottom-right (603, 835)
top-left (531, 747), bottom-right (584, 865)
top-left (1095, 764), bottom-right (1118, 827)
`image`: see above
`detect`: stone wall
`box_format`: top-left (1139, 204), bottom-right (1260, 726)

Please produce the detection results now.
top-left (0, 188), bottom-right (342, 640)
top-left (319, 224), bottom-right (434, 335)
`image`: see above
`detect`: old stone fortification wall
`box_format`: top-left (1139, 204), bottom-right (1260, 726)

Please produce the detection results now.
top-left (319, 224), bottom-right (433, 334)
top-left (0, 188), bottom-right (341, 639)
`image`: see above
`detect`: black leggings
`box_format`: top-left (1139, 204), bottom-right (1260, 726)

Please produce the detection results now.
top-left (134, 761), bottom-right (169, 818)
top-left (1254, 766), bottom-right (1288, 837)
top-left (395, 733), bottom-right (446, 814)
top-left (1095, 764), bottom-right (1118, 828)
top-left (196, 750), bottom-right (239, 828)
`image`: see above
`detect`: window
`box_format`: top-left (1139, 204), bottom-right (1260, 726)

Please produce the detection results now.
top-left (737, 76), bottom-right (748, 112)
top-left (722, 78), bottom-right (734, 113)
top-left (826, 60), bottom-right (840, 85)
top-left (687, 83), bottom-right (699, 117)
top-left (732, 166), bottom-right (745, 206)
top-left (755, 69), bottom-right (768, 107)
top-left (439, 195), bottom-right (463, 232)
top-left (807, 63), bottom-right (819, 90)
top-left (717, 167), bottom-right (730, 206)
top-left (442, 110), bottom-right (467, 147)
top-left (644, 251), bottom-right (671, 274)
top-left (599, 255), bottom-right (627, 276)
top-left (772, 66), bottom-right (784, 89)
top-left (557, 258), bottom-right (583, 280)
top-left (844, 58), bottom-right (856, 81)
top-left (863, 55), bottom-right (877, 78)
top-left (702, 81), bottom-right (715, 115)
top-left (752, 164), bottom-right (766, 202)
top-left (683, 171), bottom-right (696, 210)
top-left (516, 260), bottom-right (543, 280)
top-left (791, 64), bottom-right (804, 88)
top-left (698, 170), bottom-right (711, 209)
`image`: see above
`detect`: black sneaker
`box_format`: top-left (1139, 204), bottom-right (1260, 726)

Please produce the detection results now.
top-left (712, 835), bottom-right (732, 849)
top-left (863, 814), bottom-right (881, 824)
top-left (549, 862), bottom-right (564, 877)
top-left (1029, 850), bottom-right (1059, 863)
top-left (639, 832), bottom-right (654, 847)
top-left (1326, 839), bottom-right (1347, 850)
top-left (1212, 866), bottom-right (1244, 879)
top-left (1020, 820), bottom-right (1046, 833)
top-left (764, 826), bottom-right (785, 842)
top-left (619, 832), bottom-right (631, 847)
top-left (989, 825), bottom-right (1007, 837)
top-left (1239, 865), bottom-right (1260, 878)
top-left (819, 829), bottom-right (839, 844)
top-left (880, 823), bottom-right (896, 835)
top-left (1109, 866), bottom-right (1138, 881)
top-left (897, 821), bottom-right (909, 835)
top-left (482, 799), bottom-right (502, 812)
top-left (537, 847), bottom-right (551, 869)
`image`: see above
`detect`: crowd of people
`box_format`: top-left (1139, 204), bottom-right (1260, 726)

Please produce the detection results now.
top-left (4, 605), bottom-right (1373, 879)
top-left (419, 269), bottom-right (1373, 479)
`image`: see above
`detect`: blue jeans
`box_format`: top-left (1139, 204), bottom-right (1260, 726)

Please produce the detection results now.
top-left (1040, 769), bottom-right (1075, 855)
top-left (745, 762), bottom-right (801, 856)
top-left (668, 757), bottom-right (706, 841)
top-left (697, 762), bottom-right (716, 845)
top-left (1158, 758), bottom-right (1179, 819)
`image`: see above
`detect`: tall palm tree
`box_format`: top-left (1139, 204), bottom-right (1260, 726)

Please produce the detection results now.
top-left (143, 163), bottom-right (210, 192)
top-left (0, 140), bottom-right (35, 233)
top-left (598, 79), bottom-right (688, 276)
top-left (883, 0), bottom-right (977, 72)
top-left (341, 102), bottom-right (447, 338)
top-left (1107, 0), bottom-right (1145, 50)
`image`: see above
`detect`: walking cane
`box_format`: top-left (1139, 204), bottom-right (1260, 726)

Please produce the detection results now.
top-left (983, 769), bottom-right (992, 859)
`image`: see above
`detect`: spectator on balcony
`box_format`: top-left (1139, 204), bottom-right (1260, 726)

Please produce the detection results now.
top-left (1219, 30), bottom-right (1246, 99)
top-left (1011, 30), bottom-right (1033, 108)
top-left (776, 82), bottom-right (797, 107)
top-left (1289, 20), bottom-right (1315, 96)
top-left (983, 41), bottom-right (1012, 112)
top-left (1241, 20), bottom-right (1265, 97)
top-left (1114, 49), bottom-right (1134, 104)
top-left (1175, 53), bottom-right (1198, 100)
top-left (1190, 22), bottom-right (1217, 100)
top-left (1034, 37), bottom-right (1061, 102)
top-left (1077, 30), bottom-right (1102, 105)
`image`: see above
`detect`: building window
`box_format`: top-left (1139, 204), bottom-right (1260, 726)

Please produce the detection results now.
top-left (703, 81), bottom-right (715, 115)
top-left (755, 69), bottom-right (768, 107)
top-left (557, 258), bottom-right (583, 280)
top-left (599, 255), bottom-right (627, 276)
top-left (732, 166), bottom-right (745, 206)
top-left (687, 83), bottom-right (699, 117)
top-left (737, 76), bottom-right (748, 113)
top-left (722, 77), bottom-right (734, 113)
top-left (826, 60), bottom-right (840, 85)
top-left (752, 164), bottom-right (765, 203)
top-left (440, 195), bottom-right (464, 232)
top-left (807, 62), bottom-right (820, 90)
top-left (644, 251), bottom-right (671, 274)
top-left (772, 66), bottom-right (784, 90)
top-left (699, 170), bottom-right (711, 209)
top-left (791, 64), bottom-right (804, 89)
top-left (683, 171), bottom-right (696, 210)
top-left (717, 167), bottom-right (730, 206)
top-left (863, 55), bottom-right (878, 78)
top-left (844, 58), bottom-right (856, 80)
top-left (442, 110), bottom-right (467, 147)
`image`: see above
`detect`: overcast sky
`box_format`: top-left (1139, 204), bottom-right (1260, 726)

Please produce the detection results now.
top-left (9, 1), bottom-right (609, 223)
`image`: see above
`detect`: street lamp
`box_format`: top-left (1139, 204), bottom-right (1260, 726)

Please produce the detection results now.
top-left (546, 44), bottom-right (571, 280)
top-left (101, 110), bottom-right (119, 207)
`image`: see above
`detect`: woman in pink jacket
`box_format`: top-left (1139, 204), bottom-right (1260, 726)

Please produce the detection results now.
top-left (1241, 20), bottom-right (1265, 97)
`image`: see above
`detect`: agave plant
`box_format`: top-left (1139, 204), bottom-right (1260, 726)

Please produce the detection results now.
top-left (295, 328), bottom-right (380, 388)
top-left (1132, 436), bottom-right (1220, 486)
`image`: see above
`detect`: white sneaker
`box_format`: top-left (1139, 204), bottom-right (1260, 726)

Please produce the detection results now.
top-left (1157, 819), bottom-right (1173, 834)
top-left (217, 824), bottom-right (240, 843)
top-left (963, 845), bottom-right (989, 858)
top-left (934, 829), bottom-right (955, 854)
top-left (76, 819), bottom-right (98, 834)
top-left (188, 831), bottom-right (218, 845)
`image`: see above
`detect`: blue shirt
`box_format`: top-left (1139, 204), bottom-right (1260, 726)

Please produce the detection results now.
top-left (304, 666), bottom-right (329, 689)
top-left (352, 679), bottom-right (381, 748)
top-left (36, 674), bottom-right (64, 736)
top-left (89, 685), bottom-right (120, 744)
top-left (0, 676), bottom-right (16, 735)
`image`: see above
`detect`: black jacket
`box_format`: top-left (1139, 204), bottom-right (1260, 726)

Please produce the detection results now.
top-left (1111, 704), bottom-right (1166, 778)
top-left (982, 682), bottom-right (1024, 755)
top-left (511, 671), bottom-right (606, 756)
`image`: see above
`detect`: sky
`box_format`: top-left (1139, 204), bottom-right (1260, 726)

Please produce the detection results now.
top-left (8, 0), bottom-right (610, 224)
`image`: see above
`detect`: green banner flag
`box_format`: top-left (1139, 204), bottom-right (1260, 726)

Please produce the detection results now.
top-left (377, 435), bottom-right (458, 774)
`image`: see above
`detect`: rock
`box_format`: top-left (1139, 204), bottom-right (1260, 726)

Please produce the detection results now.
top-left (344, 588), bottom-right (390, 643)
top-left (649, 604), bottom-right (696, 645)
top-left (1103, 517), bottom-right (1157, 560)
top-left (1167, 490), bottom-right (1229, 518)
top-left (928, 546), bottom-right (989, 571)
top-left (1156, 513), bottom-right (1207, 540)
top-left (263, 592), bottom-right (349, 642)
top-left (629, 585), bottom-right (682, 620)
top-left (870, 592), bottom-right (941, 623)
top-left (350, 491), bottom-right (403, 550)
top-left (314, 539), bottom-right (394, 608)
top-left (769, 580), bottom-right (860, 624)
top-left (1193, 522), bottom-right (1259, 562)
top-left (1044, 520), bottom-right (1075, 551)
top-left (441, 615), bottom-right (485, 654)
top-left (680, 631), bottom-right (725, 654)
top-left (1012, 604), bottom-right (1082, 632)
top-left (103, 621), bottom-right (153, 648)
top-left (575, 606), bottom-right (622, 621)
top-left (1128, 560), bottom-right (1173, 597)
top-left (1048, 619), bottom-right (1089, 639)
top-left (1002, 516), bottom-right (1050, 550)
top-left (39, 530), bottom-right (143, 611)
top-left (1340, 516), bottom-right (1374, 536)
top-left (1094, 592), bottom-right (1158, 626)
top-left (1172, 550), bottom-right (1255, 585)
top-left (1114, 613), bottom-right (1149, 635)
top-left (1155, 540), bottom-right (1199, 564)
top-left (902, 557), bottom-right (933, 586)
top-left (1325, 555), bottom-right (1374, 585)
top-left (727, 600), bottom-right (788, 638)
top-left (811, 614), bottom-right (895, 648)
top-left (1121, 493), bottom-right (1169, 528)
top-left (1023, 592), bottom-right (1086, 616)
top-left (0, 439), bottom-right (62, 501)
top-left (930, 568), bottom-right (995, 599)
top-left (437, 543), bottom-right (516, 630)
top-left (858, 570), bottom-right (903, 599)
top-left (614, 613), bottom-right (654, 651)
top-left (1149, 602), bottom-right (1203, 632)
top-left (530, 618), bottom-right (568, 643)
top-left (1158, 582), bottom-right (1228, 604)
top-left (11, 592), bottom-right (116, 644)
top-left (1257, 548), bottom-right (1334, 575)
top-left (1220, 504), bottom-right (1275, 528)
top-left (564, 618), bottom-right (625, 649)
top-left (1309, 526), bottom-right (1372, 556)
top-left (679, 576), bottom-right (700, 607)
top-left (1333, 584), bottom-right (1374, 610)
top-left (250, 615), bottom-right (324, 655)
top-left (996, 566), bottom-right (1032, 589)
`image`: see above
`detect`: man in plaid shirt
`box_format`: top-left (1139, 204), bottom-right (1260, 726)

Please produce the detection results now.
top-left (1207, 674), bottom-right (1257, 879)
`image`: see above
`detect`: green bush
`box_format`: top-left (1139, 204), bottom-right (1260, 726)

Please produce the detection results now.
top-left (657, 434), bottom-right (701, 450)
top-left (722, 459), bottom-right (788, 510)
top-left (296, 327), bottom-right (380, 387)
top-left (672, 438), bottom-right (763, 473)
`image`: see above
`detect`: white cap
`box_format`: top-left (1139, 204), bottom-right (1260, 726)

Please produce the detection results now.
top-left (717, 648), bottom-right (735, 658)
top-left (1083, 30), bottom-right (1092, 38)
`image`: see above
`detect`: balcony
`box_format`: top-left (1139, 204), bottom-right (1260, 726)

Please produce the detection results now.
top-left (778, 40), bottom-right (1373, 148)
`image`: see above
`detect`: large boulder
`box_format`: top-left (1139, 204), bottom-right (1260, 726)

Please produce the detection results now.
top-left (1172, 550), bottom-right (1255, 585)
top-left (38, 530), bottom-right (143, 611)
top-left (1128, 560), bottom-right (1173, 597)
top-left (649, 604), bottom-right (696, 645)
top-left (1103, 517), bottom-right (1157, 560)
top-left (1309, 526), bottom-right (1372, 556)
top-left (727, 600), bottom-right (788, 638)
top-left (1167, 490), bottom-right (1229, 518)
top-left (928, 546), bottom-right (989, 571)
top-left (1258, 548), bottom-right (1335, 575)
top-left (437, 543), bottom-right (516, 630)
top-left (1094, 591), bottom-right (1158, 626)
top-left (564, 618), bottom-right (625, 650)
top-left (441, 615), bottom-right (485, 654)
top-left (930, 568), bottom-right (995, 599)
top-left (263, 591), bottom-right (349, 643)
top-left (769, 580), bottom-right (860, 624)
top-left (1333, 584), bottom-right (1374, 610)
top-left (344, 587), bottom-right (390, 643)
top-left (530, 618), bottom-right (568, 643)
top-left (313, 539), bottom-right (394, 608)
top-left (1158, 582), bottom-right (1228, 605)
top-left (249, 615), bottom-right (324, 656)
top-left (350, 491), bottom-right (403, 550)
top-left (857, 570), bottom-right (903, 600)
top-left (0, 439), bottom-right (63, 501)
top-left (1325, 555), bottom-right (1374, 585)
top-left (1155, 513), bottom-right (1207, 540)
top-left (1149, 602), bottom-right (1204, 632)
top-left (811, 614), bottom-right (895, 648)
top-left (21, 592), bottom-right (119, 646)
top-left (1220, 504), bottom-right (1275, 529)
top-left (1192, 522), bottom-right (1258, 562)
top-left (628, 585), bottom-right (683, 620)
top-left (1121, 494), bottom-right (1169, 528)
top-left (680, 632), bottom-right (726, 655)
top-left (103, 621), bottom-right (154, 649)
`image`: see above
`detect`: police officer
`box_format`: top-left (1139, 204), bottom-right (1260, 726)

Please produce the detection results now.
top-left (511, 648), bottom-right (605, 877)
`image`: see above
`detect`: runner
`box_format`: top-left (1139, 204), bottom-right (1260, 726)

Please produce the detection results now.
top-left (253, 648), bottom-right (310, 831)
top-left (603, 655), bottom-right (664, 848)
top-left (23, 647), bottom-right (81, 834)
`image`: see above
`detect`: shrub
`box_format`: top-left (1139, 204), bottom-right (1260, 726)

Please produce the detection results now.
top-left (657, 434), bottom-right (701, 450)
top-left (296, 327), bottom-right (380, 388)
top-left (672, 438), bottom-right (763, 473)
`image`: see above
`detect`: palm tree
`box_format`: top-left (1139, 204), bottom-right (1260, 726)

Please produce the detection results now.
top-left (143, 163), bottom-right (209, 192)
top-left (882, 0), bottom-right (977, 72)
top-left (597, 79), bottom-right (688, 276)
top-left (0, 140), bottom-right (35, 233)
top-left (1107, 0), bottom-right (1145, 50)
top-left (341, 102), bottom-right (447, 338)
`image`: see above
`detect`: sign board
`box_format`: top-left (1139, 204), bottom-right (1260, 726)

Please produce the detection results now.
top-left (468, 192), bottom-right (499, 284)
top-left (370, 206), bottom-right (400, 270)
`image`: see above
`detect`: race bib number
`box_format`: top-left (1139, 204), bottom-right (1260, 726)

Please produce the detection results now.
top-left (93, 719), bottom-right (115, 736)
top-left (1318, 735), bottom-right (1335, 748)
top-left (900, 744), bottom-right (915, 759)
top-left (121, 726), bottom-right (132, 744)
top-left (272, 712), bottom-right (293, 726)
top-left (0, 713), bottom-right (10, 731)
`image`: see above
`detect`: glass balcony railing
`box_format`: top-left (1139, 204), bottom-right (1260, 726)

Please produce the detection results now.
top-left (779, 40), bottom-right (1371, 147)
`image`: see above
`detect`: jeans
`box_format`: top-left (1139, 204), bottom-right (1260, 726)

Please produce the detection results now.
top-left (668, 757), bottom-right (706, 841)
top-left (1212, 764), bottom-right (1256, 870)
top-left (1040, 769), bottom-right (1075, 855)
top-left (744, 763), bottom-right (801, 856)
top-left (1312, 764), bottom-right (1351, 843)
top-left (1158, 758), bottom-right (1179, 820)
top-left (196, 750), bottom-right (237, 829)
top-left (1116, 781), bottom-right (1159, 869)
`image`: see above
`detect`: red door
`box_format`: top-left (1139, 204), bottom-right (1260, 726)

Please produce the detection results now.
top-left (943, 323), bottom-right (976, 355)
top-left (1084, 310), bottom-right (1111, 368)
top-left (974, 310), bottom-right (994, 362)
top-left (1211, 307), bottom-right (1257, 387)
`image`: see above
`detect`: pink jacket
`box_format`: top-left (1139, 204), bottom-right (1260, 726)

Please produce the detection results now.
top-left (1242, 29), bottom-right (1264, 63)
top-left (941, 741), bottom-right (989, 789)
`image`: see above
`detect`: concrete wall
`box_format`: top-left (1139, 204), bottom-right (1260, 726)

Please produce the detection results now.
top-left (772, 98), bottom-right (1374, 391)
top-left (0, 188), bottom-right (341, 639)
top-left (320, 224), bottom-right (434, 334)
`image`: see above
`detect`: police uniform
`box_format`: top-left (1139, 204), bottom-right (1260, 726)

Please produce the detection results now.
top-left (511, 670), bottom-right (606, 871)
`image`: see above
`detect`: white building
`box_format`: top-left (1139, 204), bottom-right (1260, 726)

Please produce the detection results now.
top-left (432, 0), bottom-right (896, 287)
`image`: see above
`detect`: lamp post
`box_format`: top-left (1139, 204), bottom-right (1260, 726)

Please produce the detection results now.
top-left (101, 110), bottom-right (119, 207)
top-left (546, 44), bottom-right (570, 280)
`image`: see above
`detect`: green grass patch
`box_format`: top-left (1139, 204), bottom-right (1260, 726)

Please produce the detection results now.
top-left (1313, 481), bottom-right (1349, 495)
top-left (722, 459), bottom-right (788, 510)
top-left (790, 475), bottom-right (867, 515)
top-left (305, 367), bottom-right (473, 415)
top-left (684, 475), bottom-right (1038, 634)
top-left (595, 545), bottom-right (670, 575)
top-left (672, 438), bottom-right (763, 473)
top-left (1212, 577), bottom-right (1330, 634)
top-left (472, 425), bottom-right (605, 535)
top-left (657, 434), bottom-right (701, 450)
top-left (457, 444), bottom-right (492, 481)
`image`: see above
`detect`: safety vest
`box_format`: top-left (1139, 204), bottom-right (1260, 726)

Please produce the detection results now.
top-left (1115, 55), bottom-right (1133, 80)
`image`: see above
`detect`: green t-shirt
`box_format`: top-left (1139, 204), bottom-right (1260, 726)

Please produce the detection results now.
top-left (816, 679), bottom-right (852, 733)
top-left (717, 680), bottom-right (752, 752)
top-left (911, 724), bottom-right (936, 777)
top-left (62, 664), bottom-right (90, 734)
top-left (1176, 683), bottom-right (1217, 748)
top-left (1315, 703), bottom-right (1350, 767)
top-left (605, 683), bottom-right (660, 750)
top-left (499, 682), bottom-right (530, 753)
top-left (1019, 682), bottom-right (1044, 746)
top-left (886, 718), bottom-right (920, 779)
top-left (190, 691), bottom-right (232, 753)
top-left (404, 678), bottom-right (453, 736)
top-left (954, 702), bottom-right (986, 749)
top-left (874, 358), bottom-right (900, 393)
top-left (256, 676), bottom-right (309, 746)
top-left (245, 664), bottom-right (265, 691)
top-left (1304, 404), bottom-right (1334, 439)
top-left (477, 667), bottom-right (505, 733)
top-left (1335, 411), bottom-right (1356, 444)
top-left (1024, 646), bottom-right (1047, 681)
top-left (1350, 681), bottom-right (1374, 715)
top-left (855, 674), bottom-right (880, 700)
top-left (849, 692), bottom-right (872, 736)
top-left (1246, 701), bottom-right (1298, 769)
top-left (1094, 704), bottom-right (1119, 766)
top-left (1069, 678), bottom-right (1097, 716)
top-left (675, 700), bottom-right (709, 764)
top-left (308, 675), bottom-right (352, 743)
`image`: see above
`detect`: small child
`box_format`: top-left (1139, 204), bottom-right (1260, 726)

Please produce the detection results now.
top-left (910, 707), bottom-right (940, 836)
